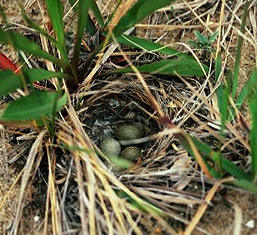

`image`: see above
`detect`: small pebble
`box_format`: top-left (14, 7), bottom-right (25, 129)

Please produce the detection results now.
top-left (246, 220), bottom-right (254, 228)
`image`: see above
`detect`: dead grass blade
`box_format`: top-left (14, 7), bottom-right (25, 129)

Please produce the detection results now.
top-left (10, 130), bottom-right (46, 235)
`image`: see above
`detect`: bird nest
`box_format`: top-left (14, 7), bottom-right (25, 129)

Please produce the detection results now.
top-left (50, 74), bottom-right (209, 235)
top-left (4, 73), bottom-right (216, 235)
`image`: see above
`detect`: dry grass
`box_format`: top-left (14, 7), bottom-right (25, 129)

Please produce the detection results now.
top-left (1, 0), bottom-right (257, 235)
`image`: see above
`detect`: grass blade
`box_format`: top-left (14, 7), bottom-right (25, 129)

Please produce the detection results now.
top-left (69, 0), bottom-right (97, 35)
top-left (111, 58), bottom-right (208, 77)
top-left (0, 29), bottom-right (66, 68)
top-left (0, 90), bottom-right (67, 122)
top-left (191, 136), bottom-right (251, 180)
top-left (194, 31), bottom-right (208, 44)
top-left (21, 8), bottom-right (58, 46)
top-left (232, 0), bottom-right (249, 98)
top-left (0, 69), bottom-right (65, 97)
top-left (250, 92), bottom-right (257, 180)
top-left (90, 0), bottom-right (104, 27)
top-left (45, 0), bottom-right (68, 63)
top-left (236, 67), bottom-right (257, 110)
top-left (215, 54), bottom-right (225, 124)
top-left (72, 0), bottom-right (90, 72)
top-left (116, 34), bottom-right (189, 58)
top-left (233, 179), bottom-right (257, 194)
top-left (178, 133), bottom-right (221, 179)
top-left (112, 0), bottom-right (176, 36)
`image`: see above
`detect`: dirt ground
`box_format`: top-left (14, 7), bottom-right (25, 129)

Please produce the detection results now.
top-left (1, 0), bottom-right (257, 235)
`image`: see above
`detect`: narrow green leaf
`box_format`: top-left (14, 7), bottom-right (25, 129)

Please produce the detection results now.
top-left (0, 69), bottom-right (65, 98)
top-left (112, 0), bottom-right (176, 36)
top-left (90, 0), bottom-right (104, 27)
top-left (68, 0), bottom-right (97, 35)
top-left (191, 136), bottom-right (251, 180)
top-left (72, 0), bottom-right (90, 72)
top-left (232, 0), bottom-right (249, 98)
top-left (233, 179), bottom-right (257, 194)
top-left (215, 54), bottom-right (224, 124)
top-left (0, 70), bottom-right (22, 97)
top-left (236, 67), bottom-right (257, 110)
top-left (211, 151), bottom-right (251, 180)
top-left (111, 58), bottom-right (208, 77)
top-left (250, 92), bottom-right (257, 180)
top-left (0, 90), bottom-right (67, 121)
top-left (0, 29), bottom-right (66, 68)
top-left (209, 30), bottom-right (219, 44)
top-left (107, 155), bottom-right (133, 169)
top-left (194, 31), bottom-right (208, 44)
top-left (188, 41), bottom-right (201, 49)
top-left (45, 0), bottom-right (64, 44)
top-left (85, 16), bottom-right (97, 36)
top-left (215, 55), bottom-right (230, 132)
top-left (116, 34), bottom-right (189, 58)
top-left (178, 134), bottom-right (221, 179)
top-left (45, 0), bottom-right (68, 62)
top-left (21, 8), bottom-right (58, 46)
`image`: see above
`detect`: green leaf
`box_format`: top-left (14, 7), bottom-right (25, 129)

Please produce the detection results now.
top-left (233, 179), bottom-right (257, 194)
top-left (21, 8), bottom-right (58, 46)
top-left (191, 136), bottom-right (251, 180)
top-left (111, 58), bottom-right (208, 77)
top-left (90, 0), bottom-right (104, 27)
top-left (45, 0), bottom-right (68, 62)
top-left (0, 90), bottom-right (67, 121)
top-left (188, 40), bottom-right (201, 49)
top-left (209, 30), bottom-right (219, 44)
top-left (112, 0), bottom-right (176, 36)
top-left (0, 69), bottom-right (65, 98)
top-left (68, 0), bottom-right (100, 35)
top-left (211, 151), bottom-right (251, 180)
top-left (0, 70), bottom-right (22, 97)
top-left (250, 92), bottom-right (257, 180)
top-left (0, 29), bottom-right (66, 68)
top-left (72, 0), bottom-right (90, 71)
top-left (236, 67), bottom-right (257, 110)
top-left (178, 133), bottom-right (221, 179)
top-left (85, 16), bottom-right (98, 36)
top-left (215, 54), bottom-right (231, 131)
top-left (194, 31), bottom-right (208, 45)
top-left (232, 1), bottom-right (249, 98)
top-left (116, 34), bottom-right (189, 58)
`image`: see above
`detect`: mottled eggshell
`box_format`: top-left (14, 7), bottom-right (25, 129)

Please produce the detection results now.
top-left (99, 138), bottom-right (121, 157)
top-left (121, 146), bottom-right (141, 162)
top-left (115, 124), bottom-right (143, 141)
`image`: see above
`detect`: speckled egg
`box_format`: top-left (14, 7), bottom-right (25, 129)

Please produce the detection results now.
top-left (121, 146), bottom-right (141, 162)
top-left (99, 138), bottom-right (121, 157)
top-left (115, 124), bottom-right (143, 141)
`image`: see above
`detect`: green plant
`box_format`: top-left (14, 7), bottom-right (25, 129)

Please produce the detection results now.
top-left (0, 0), bottom-right (208, 134)
top-left (189, 30), bottom-right (218, 53)
top-left (178, 0), bottom-right (257, 194)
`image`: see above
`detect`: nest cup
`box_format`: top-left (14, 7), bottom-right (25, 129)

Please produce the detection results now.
top-left (78, 77), bottom-right (161, 168)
